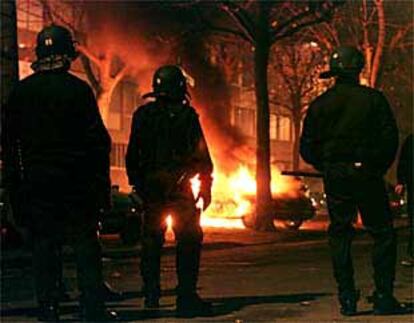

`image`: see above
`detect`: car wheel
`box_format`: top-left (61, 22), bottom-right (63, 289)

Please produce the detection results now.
top-left (280, 219), bottom-right (303, 231)
top-left (120, 217), bottom-right (141, 245)
top-left (241, 215), bottom-right (254, 229)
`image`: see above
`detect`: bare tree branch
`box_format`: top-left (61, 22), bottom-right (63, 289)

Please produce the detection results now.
top-left (272, 16), bottom-right (327, 43)
top-left (271, 8), bottom-right (313, 39)
top-left (111, 65), bottom-right (128, 92)
top-left (219, 2), bottom-right (255, 44)
top-left (268, 99), bottom-right (292, 112)
top-left (80, 55), bottom-right (101, 94)
top-left (389, 22), bottom-right (414, 50)
top-left (77, 44), bottom-right (101, 67)
top-left (194, 7), bottom-right (252, 43)
top-left (224, 1), bottom-right (256, 34)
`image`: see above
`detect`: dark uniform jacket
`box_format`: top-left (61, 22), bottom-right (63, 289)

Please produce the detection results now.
top-left (300, 78), bottom-right (399, 175)
top-left (1, 70), bottom-right (111, 209)
top-left (126, 100), bottom-right (213, 201)
top-left (397, 134), bottom-right (413, 189)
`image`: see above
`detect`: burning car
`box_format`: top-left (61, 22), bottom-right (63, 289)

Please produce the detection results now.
top-left (198, 167), bottom-right (316, 231)
top-left (239, 189), bottom-right (316, 231)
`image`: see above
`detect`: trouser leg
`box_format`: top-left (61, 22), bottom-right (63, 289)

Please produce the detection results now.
top-left (33, 235), bottom-right (60, 304)
top-left (370, 227), bottom-right (397, 295)
top-left (173, 204), bottom-right (203, 296)
top-left (29, 197), bottom-right (61, 305)
top-left (63, 200), bottom-right (105, 312)
top-left (357, 177), bottom-right (396, 295)
top-left (71, 227), bottom-right (104, 309)
top-left (140, 206), bottom-right (165, 299)
top-left (140, 231), bottom-right (164, 299)
top-left (324, 167), bottom-right (358, 295)
top-left (176, 239), bottom-right (202, 296)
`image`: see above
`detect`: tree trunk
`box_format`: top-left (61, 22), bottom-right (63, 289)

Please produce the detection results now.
top-left (1, 0), bottom-right (19, 107)
top-left (253, 11), bottom-right (273, 231)
top-left (361, 0), bottom-right (373, 86)
top-left (97, 90), bottom-right (112, 125)
top-left (371, 0), bottom-right (385, 88)
top-left (292, 113), bottom-right (301, 171)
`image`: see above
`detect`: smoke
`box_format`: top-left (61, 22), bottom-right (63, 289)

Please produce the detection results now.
top-left (176, 36), bottom-right (254, 173)
top-left (84, 2), bottom-right (171, 94)
top-left (82, 3), bottom-right (253, 173)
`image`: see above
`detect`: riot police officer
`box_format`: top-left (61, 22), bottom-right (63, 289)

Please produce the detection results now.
top-left (300, 47), bottom-right (406, 316)
top-left (126, 65), bottom-right (213, 317)
top-left (1, 25), bottom-right (117, 321)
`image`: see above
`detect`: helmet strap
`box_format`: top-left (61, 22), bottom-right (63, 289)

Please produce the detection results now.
top-left (31, 54), bottom-right (72, 72)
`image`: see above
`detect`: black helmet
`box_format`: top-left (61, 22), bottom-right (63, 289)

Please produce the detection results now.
top-left (35, 25), bottom-right (78, 60)
top-left (143, 65), bottom-right (188, 101)
top-left (320, 46), bottom-right (365, 79)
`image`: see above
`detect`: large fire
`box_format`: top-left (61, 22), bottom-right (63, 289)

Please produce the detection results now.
top-left (164, 164), bottom-right (300, 234)
top-left (200, 165), bottom-right (300, 229)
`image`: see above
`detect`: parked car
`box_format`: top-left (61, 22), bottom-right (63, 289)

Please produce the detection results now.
top-left (306, 182), bottom-right (407, 220)
top-left (99, 185), bottom-right (141, 245)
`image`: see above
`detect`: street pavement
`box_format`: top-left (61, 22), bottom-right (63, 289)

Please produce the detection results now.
top-left (1, 218), bottom-right (413, 322)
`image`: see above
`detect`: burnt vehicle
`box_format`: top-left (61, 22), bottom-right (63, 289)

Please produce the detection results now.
top-left (242, 194), bottom-right (316, 231)
top-left (0, 182), bottom-right (142, 246)
top-left (242, 177), bottom-right (316, 231)
top-left (99, 185), bottom-right (141, 245)
top-left (272, 194), bottom-right (316, 230)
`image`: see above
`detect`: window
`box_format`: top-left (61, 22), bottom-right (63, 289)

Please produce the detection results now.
top-left (270, 114), bottom-right (291, 142)
top-left (17, 0), bottom-right (43, 32)
top-left (108, 81), bottom-right (138, 131)
top-left (278, 115), bottom-right (291, 141)
top-left (270, 114), bottom-right (277, 140)
top-left (110, 143), bottom-right (127, 169)
top-left (234, 107), bottom-right (255, 137)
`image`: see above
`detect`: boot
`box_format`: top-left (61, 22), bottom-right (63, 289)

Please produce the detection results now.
top-left (176, 293), bottom-right (212, 318)
top-left (80, 293), bottom-right (119, 322)
top-left (338, 289), bottom-right (360, 316)
top-left (37, 301), bottom-right (59, 322)
top-left (82, 308), bottom-right (118, 322)
top-left (372, 292), bottom-right (409, 315)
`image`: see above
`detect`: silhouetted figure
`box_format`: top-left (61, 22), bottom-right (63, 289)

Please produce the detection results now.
top-left (126, 65), bottom-right (213, 317)
top-left (1, 25), bottom-right (117, 322)
top-left (300, 46), bottom-right (406, 316)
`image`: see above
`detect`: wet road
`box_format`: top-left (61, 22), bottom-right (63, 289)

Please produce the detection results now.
top-left (1, 219), bottom-right (413, 322)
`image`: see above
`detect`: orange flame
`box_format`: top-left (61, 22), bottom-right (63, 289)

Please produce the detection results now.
top-left (189, 165), bottom-right (300, 229)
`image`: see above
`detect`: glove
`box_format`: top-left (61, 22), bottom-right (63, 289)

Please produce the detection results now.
top-left (197, 174), bottom-right (213, 211)
top-left (196, 189), bottom-right (212, 211)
